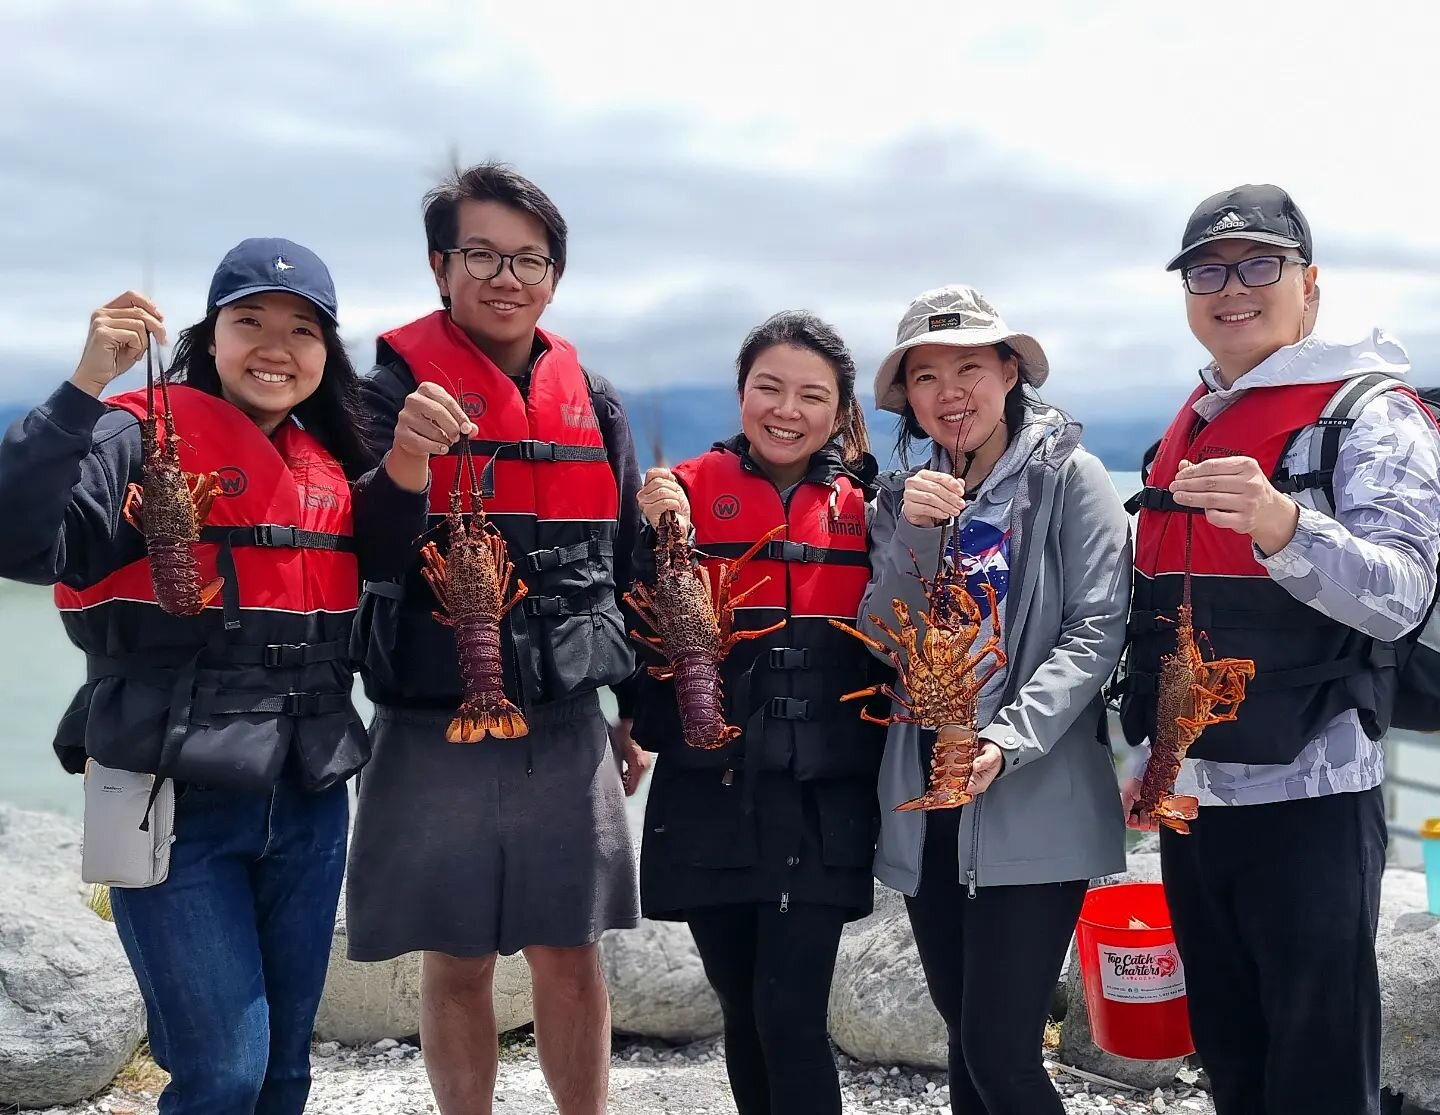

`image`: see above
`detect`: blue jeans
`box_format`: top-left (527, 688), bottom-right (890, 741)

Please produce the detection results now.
top-left (110, 778), bottom-right (348, 1115)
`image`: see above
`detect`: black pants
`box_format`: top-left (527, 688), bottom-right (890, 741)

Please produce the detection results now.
top-left (904, 809), bottom-right (1085, 1115)
top-left (686, 901), bottom-right (848, 1115)
top-left (1160, 787), bottom-right (1386, 1115)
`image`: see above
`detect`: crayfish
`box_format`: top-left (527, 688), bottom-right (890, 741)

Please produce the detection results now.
top-left (420, 436), bottom-right (530, 743)
top-left (120, 337), bottom-right (224, 616)
top-left (626, 510), bottom-right (784, 750)
top-left (831, 574), bottom-right (1006, 810)
top-left (1133, 519), bottom-right (1254, 833)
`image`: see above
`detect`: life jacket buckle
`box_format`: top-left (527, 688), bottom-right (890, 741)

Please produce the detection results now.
top-left (768, 648), bottom-right (810, 670)
top-left (256, 525), bottom-right (298, 548)
top-left (517, 440), bottom-right (556, 461)
top-left (767, 696), bottom-right (811, 720)
top-left (263, 643), bottom-right (306, 669)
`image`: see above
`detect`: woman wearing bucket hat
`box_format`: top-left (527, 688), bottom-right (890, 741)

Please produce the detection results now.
top-left (630, 310), bottom-right (886, 1115)
top-left (0, 239), bottom-right (377, 1115)
top-left (860, 285), bottom-right (1130, 1113)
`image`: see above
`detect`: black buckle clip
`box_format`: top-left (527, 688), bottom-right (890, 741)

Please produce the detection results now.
top-left (525, 596), bottom-right (566, 617)
top-left (766, 540), bottom-right (815, 563)
top-left (527, 548), bottom-right (561, 572)
top-left (263, 643), bottom-right (307, 669)
top-left (767, 696), bottom-right (811, 720)
top-left (256, 525), bottom-right (298, 548)
top-left (768, 647), bottom-right (810, 670)
top-left (518, 441), bottom-right (556, 461)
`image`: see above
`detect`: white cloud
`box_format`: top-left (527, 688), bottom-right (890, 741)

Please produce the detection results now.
top-left (1, 0), bottom-right (1436, 407)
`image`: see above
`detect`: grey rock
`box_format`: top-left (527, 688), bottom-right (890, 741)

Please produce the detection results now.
top-left (601, 918), bottom-right (723, 1041)
top-left (313, 889), bottom-right (532, 1044)
top-left (0, 806), bottom-right (145, 1109)
top-left (828, 884), bottom-right (947, 1070)
top-left (1377, 868), bottom-right (1440, 1109)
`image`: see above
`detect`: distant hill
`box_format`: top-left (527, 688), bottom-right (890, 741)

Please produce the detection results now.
top-left (0, 392), bottom-right (1161, 472)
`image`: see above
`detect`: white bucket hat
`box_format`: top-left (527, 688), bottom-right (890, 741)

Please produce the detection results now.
top-left (873, 285), bottom-right (1050, 414)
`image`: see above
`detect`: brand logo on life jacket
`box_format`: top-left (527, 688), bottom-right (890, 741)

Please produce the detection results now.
top-left (561, 402), bottom-right (600, 430)
top-left (215, 466), bottom-right (248, 497)
top-left (823, 509), bottom-right (865, 537)
top-left (300, 483), bottom-right (341, 511)
top-left (1197, 445), bottom-right (1239, 461)
top-left (460, 392), bottom-right (487, 419)
top-left (712, 494), bottom-right (741, 520)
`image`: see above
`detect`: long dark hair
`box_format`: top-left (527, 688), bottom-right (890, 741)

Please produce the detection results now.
top-left (170, 311), bottom-right (374, 480)
top-left (736, 310), bottom-right (870, 466)
top-left (893, 341), bottom-right (1039, 469)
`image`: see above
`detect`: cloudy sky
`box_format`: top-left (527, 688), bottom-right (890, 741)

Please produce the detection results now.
top-left (3, 0), bottom-right (1438, 418)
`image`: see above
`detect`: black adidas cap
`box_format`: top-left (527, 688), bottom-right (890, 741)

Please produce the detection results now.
top-left (1165, 184), bottom-right (1313, 272)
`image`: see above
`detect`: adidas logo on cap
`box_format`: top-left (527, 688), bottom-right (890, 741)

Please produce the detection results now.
top-left (1208, 211), bottom-right (1247, 234)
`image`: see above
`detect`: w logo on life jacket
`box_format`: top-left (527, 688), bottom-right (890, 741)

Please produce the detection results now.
top-left (712, 494), bottom-right (741, 520)
top-left (460, 392), bottom-right (487, 419)
top-left (216, 466), bottom-right (248, 497)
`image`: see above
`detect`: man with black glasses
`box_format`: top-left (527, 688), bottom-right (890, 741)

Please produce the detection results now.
top-left (1118, 184), bottom-right (1440, 1114)
top-left (346, 161), bottom-right (649, 1115)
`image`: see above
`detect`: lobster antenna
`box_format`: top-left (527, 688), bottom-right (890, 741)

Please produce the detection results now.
top-left (1182, 512), bottom-right (1194, 611)
top-left (463, 432), bottom-right (485, 518)
top-left (144, 332), bottom-right (156, 417)
top-left (157, 340), bottom-right (174, 434)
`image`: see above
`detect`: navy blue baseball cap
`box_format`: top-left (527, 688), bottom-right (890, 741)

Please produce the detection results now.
top-left (206, 237), bottom-right (339, 323)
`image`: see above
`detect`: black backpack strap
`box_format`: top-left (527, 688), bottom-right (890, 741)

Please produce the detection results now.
top-left (1272, 373), bottom-right (1402, 514)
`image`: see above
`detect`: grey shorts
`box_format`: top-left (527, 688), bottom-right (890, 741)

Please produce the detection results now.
top-left (345, 691), bottom-right (639, 960)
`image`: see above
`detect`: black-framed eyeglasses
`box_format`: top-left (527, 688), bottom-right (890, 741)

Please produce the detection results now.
top-left (441, 247), bottom-right (555, 286)
top-left (1181, 255), bottom-right (1306, 296)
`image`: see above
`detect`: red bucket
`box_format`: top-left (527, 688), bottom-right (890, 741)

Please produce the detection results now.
top-left (1075, 882), bottom-right (1193, 1061)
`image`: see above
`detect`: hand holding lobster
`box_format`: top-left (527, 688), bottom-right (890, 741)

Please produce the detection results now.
top-left (637, 467), bottom-right (691, 535)
top-left (386, 383), bottom-right (476, 494)
top-left (70, 292), bottom-right (167, 399)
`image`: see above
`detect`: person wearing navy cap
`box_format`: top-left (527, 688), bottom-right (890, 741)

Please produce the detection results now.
top-left (0, 238), bottom-right (379, 1114)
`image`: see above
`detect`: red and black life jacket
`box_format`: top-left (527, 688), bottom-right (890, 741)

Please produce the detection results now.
top-left (53, 385), bottom-right (365, 791)
top-left (359, 310), bottom-right (632, 707)
top-left (631, 439), bottom-right (886, 781)
top-left (1118, 379), bottom-right (1405, 763)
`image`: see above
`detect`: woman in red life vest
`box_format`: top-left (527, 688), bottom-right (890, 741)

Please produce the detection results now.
top-left (864, 285), bottom-right (1130, 1115)
top-left (0, 239), bottom-right (374, 1115)
top-left (632, 311), bottom-right (885, 1115)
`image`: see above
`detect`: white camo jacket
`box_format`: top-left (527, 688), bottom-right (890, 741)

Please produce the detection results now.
top-left (1128, 329), bottom-right (1440, 805)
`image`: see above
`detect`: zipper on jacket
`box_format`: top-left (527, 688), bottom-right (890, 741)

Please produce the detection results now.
top-left (780, 891), bottom-right (789, 913)
top-left (966, 796), bottom-right (984, 899)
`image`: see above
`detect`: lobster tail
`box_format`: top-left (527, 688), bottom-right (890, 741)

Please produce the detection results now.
top-left (447, 700), bottom-right (529, 743)
top-left (895, 723), bottom-right (979, 813)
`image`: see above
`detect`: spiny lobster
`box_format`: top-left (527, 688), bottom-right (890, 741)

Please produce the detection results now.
top-left (120, 337), bottom-right (224, 616)
top-left (830, 421), bottom-right (1007, 810)
top-left (626, 510), bottom-right (785, 750)
top-left (1133, 516), bottom-right (1254, 833)
top-left (420, 436), bottom-right (530, 743)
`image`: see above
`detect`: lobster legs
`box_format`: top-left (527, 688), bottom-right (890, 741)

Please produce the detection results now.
top-left (420, 529), bottom-right (530, 743)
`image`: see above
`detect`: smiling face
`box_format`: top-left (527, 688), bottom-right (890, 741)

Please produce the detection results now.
top-left (903, 343), bottom-right (1018, 453)
top-left (738, 343), bottom-right (843, 483)
top-left (1183, 238), bottom-right (1317, 382)
top-left (210, 292), bottom-right (328, 430)
top-left (432, 199), bottom-right (555, 352)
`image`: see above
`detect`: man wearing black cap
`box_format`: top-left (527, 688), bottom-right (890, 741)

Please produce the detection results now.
top-left (1118, 185), bottom-right (1440, 1114)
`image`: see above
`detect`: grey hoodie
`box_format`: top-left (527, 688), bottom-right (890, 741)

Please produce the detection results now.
top-left (864, 409), bottom-right (1131, 895)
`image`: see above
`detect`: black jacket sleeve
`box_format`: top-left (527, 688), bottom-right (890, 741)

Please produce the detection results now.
top-left (0, 381), bottom-right (143, 588)
top-left (350, 360), bottom-right (431, 583)
top-left (589, 372), bottom-right (643, 719)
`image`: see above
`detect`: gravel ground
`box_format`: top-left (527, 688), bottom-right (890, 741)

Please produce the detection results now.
top-left (29, 1035), bottom-right (1215, 1115)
